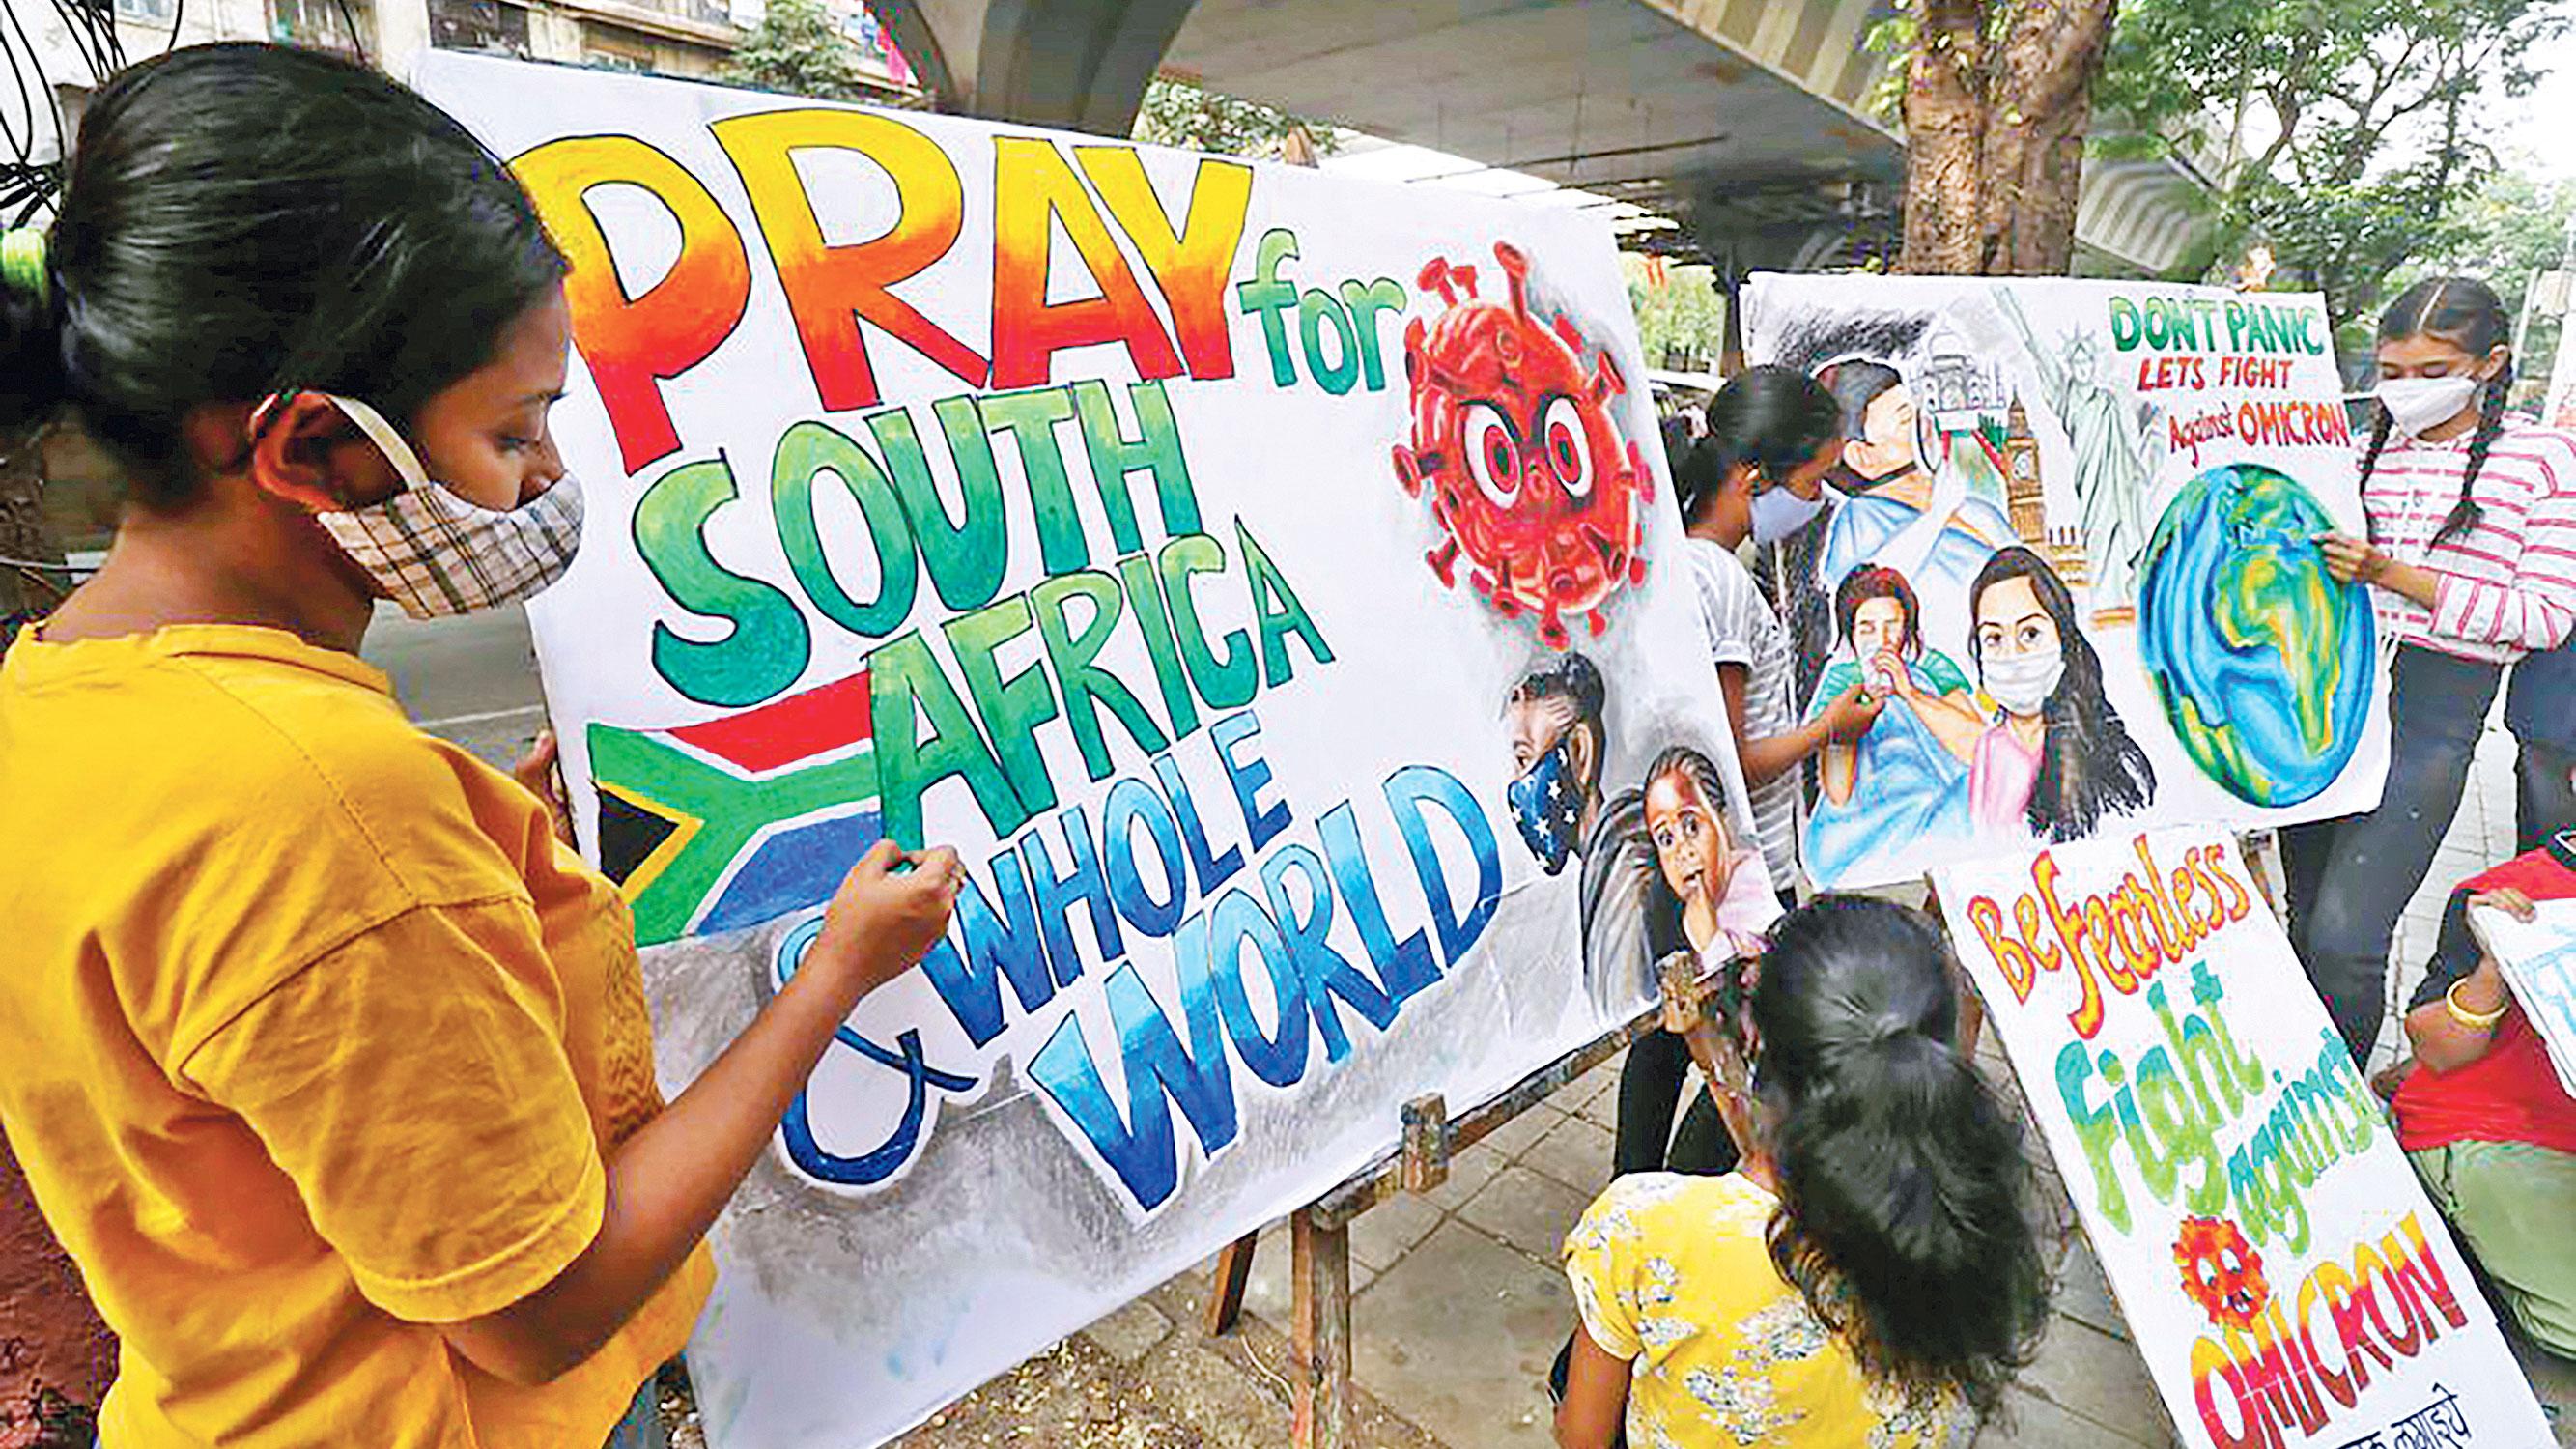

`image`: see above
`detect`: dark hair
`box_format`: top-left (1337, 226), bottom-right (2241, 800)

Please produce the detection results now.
top-left (1659, 414), bottom-right (1696, 479)
top-left (1638, 745), bottom-right (1741, 964)
top-left (1509, 651), bottom-right (1607, 791)
top-left (1641, 743), bottom-right (1728, 811)
top-left (2364, 276), bottom-right (2513, 546)
top-left (1967, 547), bottom-right (2155, 839)
top-left (1675, 364), bottom-right (1840, 526)
top-left (1753, 896), bottom-right (2049, 1421)
top-left (1816, 358), bottom-right (1905, 441)
top-left (1, 43), bottom-right (567, 504)
top-left (1833, 564), bottom-right (1921, 659)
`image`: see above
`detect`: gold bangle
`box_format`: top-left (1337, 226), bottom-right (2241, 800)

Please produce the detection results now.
top-left (2445, 980), bottom-right (2508, 1030)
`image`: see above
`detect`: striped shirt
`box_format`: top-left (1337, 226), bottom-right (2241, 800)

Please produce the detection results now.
top-left (2363, 419), bottom-right (2576, 665)
top-left (1685, 537), bottom-right (1800, 885)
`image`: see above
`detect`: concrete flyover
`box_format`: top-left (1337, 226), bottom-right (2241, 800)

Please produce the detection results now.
top-left (883, 0), bottom-right (2211, 278)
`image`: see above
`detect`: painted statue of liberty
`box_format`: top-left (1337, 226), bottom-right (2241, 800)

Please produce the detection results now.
top-left (1997, 291), bottom-right (2152, 612)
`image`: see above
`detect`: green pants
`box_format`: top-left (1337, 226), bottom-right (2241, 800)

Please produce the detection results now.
top-left (2408, 1139), bottom-right (2576, 1359)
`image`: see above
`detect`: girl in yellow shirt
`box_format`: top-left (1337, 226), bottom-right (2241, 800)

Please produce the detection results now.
top-left (1557, 898), bottom-right (2051, 1447)
top-left (0, 43), bottom-right (960, 1448)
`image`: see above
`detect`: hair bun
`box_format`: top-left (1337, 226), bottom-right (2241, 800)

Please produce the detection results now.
top-left (0, 264), bottom-right (67, 436)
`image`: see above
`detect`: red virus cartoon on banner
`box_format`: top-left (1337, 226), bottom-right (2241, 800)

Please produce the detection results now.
top-left (1392, 242), bottom-right (1651, 648)
top-left (2174, 1215), bottom-right (2271, 1332)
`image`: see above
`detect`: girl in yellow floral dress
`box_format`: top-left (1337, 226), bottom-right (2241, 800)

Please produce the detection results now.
top-left (1556, 897), bottom-right (2050, 1447)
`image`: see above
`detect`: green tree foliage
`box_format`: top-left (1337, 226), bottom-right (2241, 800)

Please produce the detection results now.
top-left (2101, 0), bottom-right (2570, 336)
top-left (2388, 167), bottom-right (2576, 395)
top-left (721, 0), bottom-right (879, 104)
top-left (1622, 256), bottom-right (1728, 370)
top-left (1131, 76), bottom-right (1338, 158)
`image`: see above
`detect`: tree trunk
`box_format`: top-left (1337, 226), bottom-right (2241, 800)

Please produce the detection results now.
top-left (1898, 0), bottom-right (2121, 277)
top-left (1901, 0), bottom-right (1989, 274)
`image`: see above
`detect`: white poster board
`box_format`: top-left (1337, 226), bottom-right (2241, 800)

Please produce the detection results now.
top-left (1744, 276), bottom-right (2391, 890)
top-left (415, 54), bottom-right (1774, 1449)
top-left (1934, 827), bottom-right (2548, 1449)
top-left (2469, 897), bottom-right (2576, 1097)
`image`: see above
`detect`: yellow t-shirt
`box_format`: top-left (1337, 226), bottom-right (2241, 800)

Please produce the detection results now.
top-left (1563, 1173), bottom-right (1970, 1448)
top-left (0, 624), bottom-right (714, 1447)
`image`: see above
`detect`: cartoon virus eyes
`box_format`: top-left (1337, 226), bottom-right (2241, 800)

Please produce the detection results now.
top-left (2174, 1215), bottom-right (2272, 1332)
top-left (1390, 241), bottom-right (1652, 649)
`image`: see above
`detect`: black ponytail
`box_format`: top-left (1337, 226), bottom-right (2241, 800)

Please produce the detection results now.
top-left (1752, 897), bottom-right (2049, 1422)
top-left (2445, 361), bottom-right (2512, 544)
top-left (2355, 407), bottom-right (2393, 545)
top-left (29, 43), bottom-right (565, 506)
top-left (1677, 364), bottom-right (1840, 527)
top-left (2373, 276), bottom-right (2514, 546)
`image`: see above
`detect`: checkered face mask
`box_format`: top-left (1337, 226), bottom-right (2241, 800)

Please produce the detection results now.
top-left (294, 393), bottom-right (584, 619)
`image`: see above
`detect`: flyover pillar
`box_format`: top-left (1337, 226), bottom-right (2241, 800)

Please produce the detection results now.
top-left (878, 0), bottom-right (1197, 132)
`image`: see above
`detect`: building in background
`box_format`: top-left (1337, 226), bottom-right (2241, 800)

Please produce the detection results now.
top-left (15, 0), bottom-right (920, 163)
top-left (9, 0), bottom-right (919, 553)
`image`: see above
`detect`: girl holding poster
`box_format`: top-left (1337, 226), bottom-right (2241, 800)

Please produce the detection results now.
top-left (1555, 897), bottom-right (2049, 1448)
top-left (0, 44), bottom-right (959, 1449)
top-left (2392, 856), bottom-right (2576, 1361)
top-left (2292, 276), bottom-right (2576, 1061)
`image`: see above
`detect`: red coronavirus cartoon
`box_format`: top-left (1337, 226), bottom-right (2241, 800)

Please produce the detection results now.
top-left (1392, 242), bottom-right (1651, 648)
top-left (2174, 1215), bottom-right (2271, 1332)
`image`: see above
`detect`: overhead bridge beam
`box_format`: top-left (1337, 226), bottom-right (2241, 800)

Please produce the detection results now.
top-left (878, 0), bottom-right (1200, 133)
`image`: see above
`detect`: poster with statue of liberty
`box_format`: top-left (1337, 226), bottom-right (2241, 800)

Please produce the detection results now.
top-left (1742, 275), bottom-right (2392, 890)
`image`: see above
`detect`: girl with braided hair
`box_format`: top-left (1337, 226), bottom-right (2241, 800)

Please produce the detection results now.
top-left (2285, 276), bottom-right (2576, 1064)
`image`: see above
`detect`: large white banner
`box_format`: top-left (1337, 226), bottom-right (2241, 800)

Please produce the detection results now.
top-left (417, 54), bottom-right (1773, 1448)
top-left (1935, 828), bottom-right (2548, 1449)
top-left (1745, 276), bottom-right (2391, 889)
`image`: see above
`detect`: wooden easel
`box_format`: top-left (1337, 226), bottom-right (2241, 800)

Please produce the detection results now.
top-left (1200, 1006), bottom-right (1672, 1447)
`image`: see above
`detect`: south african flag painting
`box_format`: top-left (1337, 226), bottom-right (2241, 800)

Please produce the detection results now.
top-left (589, 668), bottom-right (882, 946)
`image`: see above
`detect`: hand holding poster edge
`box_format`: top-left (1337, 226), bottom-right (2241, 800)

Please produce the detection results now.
top-left (2465, 896), bottom-right (2576, 1098)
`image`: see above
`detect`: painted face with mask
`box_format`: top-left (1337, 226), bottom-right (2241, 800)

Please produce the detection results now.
top-left (1506, 691), bottom-right (1595, 873)
top-left (1974, 575), bottom-right (2064, 718)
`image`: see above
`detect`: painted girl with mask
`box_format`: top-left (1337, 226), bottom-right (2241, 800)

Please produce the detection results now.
top-left (1907, 548), bottom-right (2154, 842)
top-left (1800, 565), bottom-right (1976, 881)
top-left (2283, 276), bottom-right (2576, 1062)
top-left (0, 45), bottom-right (963, 1449)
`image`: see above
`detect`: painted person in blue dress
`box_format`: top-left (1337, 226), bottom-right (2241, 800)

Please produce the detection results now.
top-left (1813, 361), bottom-right (2015, 608)
top-left (1801, 565), bottom-right (1976, 881)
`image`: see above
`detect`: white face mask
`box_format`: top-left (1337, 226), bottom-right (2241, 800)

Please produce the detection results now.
top-left (2375, 376), bottom-right (2481, 440)
top-left (1982, 642), bottom-right (2064, 717)
top-left (1750, 484), bottom-right (1827, 543)
top-left (280, 393), bottom-right (585, 619)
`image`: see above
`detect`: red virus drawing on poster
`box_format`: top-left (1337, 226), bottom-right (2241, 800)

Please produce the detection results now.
top-left (2174, 1215), bottom-right (2271, 1332)
top-left (1392, 242), bottom-right (1651, 648)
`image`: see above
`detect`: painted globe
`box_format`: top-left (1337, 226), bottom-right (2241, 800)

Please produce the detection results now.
top-left (2136, 462), bottom-right (2374, 807)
